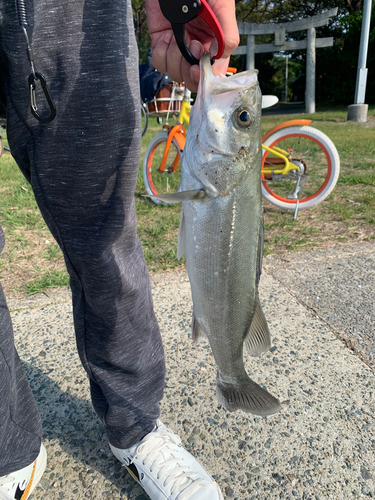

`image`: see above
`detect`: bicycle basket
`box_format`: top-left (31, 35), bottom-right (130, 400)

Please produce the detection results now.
top-left (145, 83), bottom-right (185, 115)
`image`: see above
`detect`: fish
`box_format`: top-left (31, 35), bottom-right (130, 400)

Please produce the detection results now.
top-left (153, 53), bottom-right (281, 416)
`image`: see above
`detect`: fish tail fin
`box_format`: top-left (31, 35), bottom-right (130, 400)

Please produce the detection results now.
top-left (244, 296), bottom-right (271, 356)
top-left (216, 372), bottom-right (281, 416)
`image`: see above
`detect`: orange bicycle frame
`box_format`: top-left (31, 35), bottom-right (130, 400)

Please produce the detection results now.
top-left (158, 124), bottom-right (186, 173)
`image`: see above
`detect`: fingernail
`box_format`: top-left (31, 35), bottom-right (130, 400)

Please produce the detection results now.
top-left (209, 38), bottom-right (218, 57)
top-left (163, 31), bottom-right (173, 45)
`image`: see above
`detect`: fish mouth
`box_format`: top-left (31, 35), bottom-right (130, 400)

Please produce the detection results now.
top-left (199, 52), bottom-right (213, 105)
top-left (198, 52), bottom-right (258, 102)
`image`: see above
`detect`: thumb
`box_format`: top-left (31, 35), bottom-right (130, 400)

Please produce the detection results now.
top-left (212, 57), bottom-right (230, 77)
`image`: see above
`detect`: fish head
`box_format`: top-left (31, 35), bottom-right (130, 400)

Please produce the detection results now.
top-left (184, 52), bottom-right (262, 197)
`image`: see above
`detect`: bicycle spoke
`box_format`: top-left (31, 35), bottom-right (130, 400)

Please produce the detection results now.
top-left (262, 133), bottom-right (330, 203)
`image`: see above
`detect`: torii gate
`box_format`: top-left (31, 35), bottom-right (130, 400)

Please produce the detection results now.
top-left (233, 8), bottom-right (338, 113)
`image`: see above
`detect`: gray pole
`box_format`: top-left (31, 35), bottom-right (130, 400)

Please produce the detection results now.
top-left (348, 0), bottom-right (372, 122)
top-left (355, 0), bottom-right (372, 103)
top-left (247, 35), bottom-right (255, 70)
top-left (305, 27), bottom-right (316, 113)
top-left (285, 55), bottom-right (288, 102)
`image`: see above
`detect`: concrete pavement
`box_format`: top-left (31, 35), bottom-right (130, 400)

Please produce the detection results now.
top-left (7, 241), bottom-right (375, 500)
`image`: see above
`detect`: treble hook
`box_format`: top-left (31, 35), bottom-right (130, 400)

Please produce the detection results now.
top-left (28, 72), bottom-right (56, 124)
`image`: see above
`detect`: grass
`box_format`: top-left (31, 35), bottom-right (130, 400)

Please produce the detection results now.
top-left (0, 104), bottom-right (374, 296)
top-left (25, 269), bottom-right (70, 295)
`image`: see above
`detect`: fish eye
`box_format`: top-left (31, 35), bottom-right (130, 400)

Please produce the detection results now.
top-left (233, 107), bottom-right (254, 129)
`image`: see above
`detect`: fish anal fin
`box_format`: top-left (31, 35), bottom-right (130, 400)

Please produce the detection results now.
top-left (192, 315), bottom-right (206, 344)
top-left (244, 297), bottom-right (271, 357)
top-left (177, 209), bottom-right (186, 260)
top-left (216, 372), bottom-right (281, 416)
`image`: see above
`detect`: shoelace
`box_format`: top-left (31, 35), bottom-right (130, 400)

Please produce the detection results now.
top-left (134, 426), bottom-right (209, 500)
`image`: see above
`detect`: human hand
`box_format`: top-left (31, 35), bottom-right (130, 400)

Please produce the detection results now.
top-left (145, 0), bottom-right (239, 91)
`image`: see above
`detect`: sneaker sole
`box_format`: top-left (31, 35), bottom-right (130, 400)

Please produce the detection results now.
top-left (26, 444), bottom-right (47, 499)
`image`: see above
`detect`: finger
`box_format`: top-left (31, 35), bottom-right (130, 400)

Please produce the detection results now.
top-left (209, 0), bottom-right (239, 59)
top-left (151, 31), bottom-right (173, 74)
top-left (182, 40), bottom-right (203, 92)
top-left (212, 56), bottom-right (230, 77)
top-left (165, 36), bottom-right (186, 83)
top-left (190, 65), bottom-right (200, 90)
top-left (210, 38), bottom-right (230, 76)
top-left (209, 38), bottom-right (219, 59)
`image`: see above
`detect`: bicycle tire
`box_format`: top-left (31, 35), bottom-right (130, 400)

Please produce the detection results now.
top-left (141, 102), bottom-right (148, 137)
top-left (142, 131), bottom-right (182, 205)
top-left (0, 137), bottom-right (3, 158)
top-left (261, 125), bottom-right (340, 210)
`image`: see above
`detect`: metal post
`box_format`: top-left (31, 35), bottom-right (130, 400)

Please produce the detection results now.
top-left (285, 55), bottom-right (289, 102)
top-left (246, 35), bottom-right (255, 70)
top-left (355, 0), bottom-right (372, 103)
top-left (348, 0), bottom-right (372, 122)
top-left (305, 27), bottom-right (316, 114)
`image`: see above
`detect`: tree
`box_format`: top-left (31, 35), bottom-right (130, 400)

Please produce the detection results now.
top-left (132, 0), bottom-right (151, 64)
top-left (234, 0), bottom-right (374, 104)
top-left (317, 7), bottom-right (375, 104)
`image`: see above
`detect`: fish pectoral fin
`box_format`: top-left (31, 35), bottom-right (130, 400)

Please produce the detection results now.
top-left (177, 209), bottom-right (186, 260)
top-left (244, 297), bottom-right (271, 357)
top-left (191, 315), bottom-right (206, 343)
top-left (143, 189), bottom-right (206, 204)
top-left (216, 371), bottom-right (281, 416)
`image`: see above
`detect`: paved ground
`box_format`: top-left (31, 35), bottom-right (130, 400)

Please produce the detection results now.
top-left (262, 101), bottom-right (306, 116)
top-left (7, 241), bottom-right (375, 500)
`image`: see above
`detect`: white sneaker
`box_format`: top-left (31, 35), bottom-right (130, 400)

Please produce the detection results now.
top-left (110, 421), bottom-right (223, 500)
top-left (0, 444), bottom-right (47, 500)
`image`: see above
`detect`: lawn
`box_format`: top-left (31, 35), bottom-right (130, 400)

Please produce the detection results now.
top-left (0, 105), bottom-right (374, 296)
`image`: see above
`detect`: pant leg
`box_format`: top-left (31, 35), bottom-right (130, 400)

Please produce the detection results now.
top-left (0, 228), bottom-right (42, 475)
top-left (1, 0), bottom-right (165, 450)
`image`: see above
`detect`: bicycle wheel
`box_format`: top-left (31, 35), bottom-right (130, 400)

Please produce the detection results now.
top-left (261, 125), bottom-right (340, 210)
top-left (0, 137), bottom-right (3, 158)
top-left (143, 131), bottom-right (182, 205)
top-left (141, 102), bottom-right (148, 137)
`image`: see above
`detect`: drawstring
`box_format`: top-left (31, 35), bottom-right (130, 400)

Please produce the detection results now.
top-left (15, 0), bottom-right (56, 123)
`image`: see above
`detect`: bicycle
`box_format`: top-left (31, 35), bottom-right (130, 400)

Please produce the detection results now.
top-left (142, 85), bottom-right (340, 214)
top-left (141, 101), bottom-right (149, 137)
top-left (142, 82), bottom-right (190, 199)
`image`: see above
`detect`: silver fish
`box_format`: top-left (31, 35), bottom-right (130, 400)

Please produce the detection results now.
top-left (155, 53), bottom-right (281, 416)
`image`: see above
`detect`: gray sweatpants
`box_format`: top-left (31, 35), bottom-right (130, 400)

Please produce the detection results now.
top-left (0, 0), bottom-right (165, 475)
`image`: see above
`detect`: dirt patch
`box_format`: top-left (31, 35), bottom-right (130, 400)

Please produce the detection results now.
top-left (0, 227), bottom-right (66, 298)
top-left (362, 119), bottom-right (375, 128)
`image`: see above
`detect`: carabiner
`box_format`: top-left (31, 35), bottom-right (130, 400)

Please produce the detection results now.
top-left (28, 72), bottom-right (56, 124)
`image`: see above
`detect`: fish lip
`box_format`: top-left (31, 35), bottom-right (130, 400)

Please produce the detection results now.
top-left (200, 52), bottom-right (212, 76)
top-left (199, 52), bottom-right (213, 104)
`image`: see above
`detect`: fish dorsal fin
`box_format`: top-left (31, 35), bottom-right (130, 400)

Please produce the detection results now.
top-left (143, 189), bottom-right (206, 204)
top-left (177, 209), bottom-right (186, 260)
top-left (192, 315), bottom-right (206, 343)
top-left (244, 296), bottom-right (271, 356)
